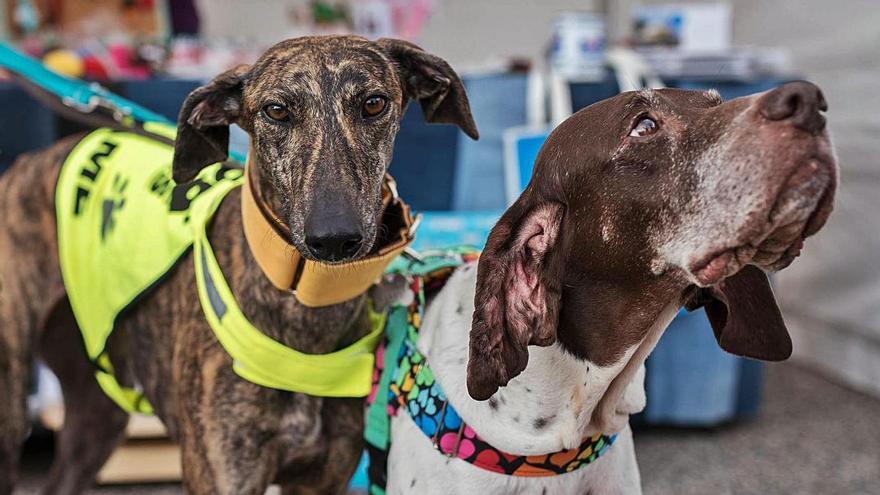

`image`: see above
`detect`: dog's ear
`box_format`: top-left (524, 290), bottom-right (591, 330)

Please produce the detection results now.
top-left (376, 38), bottom-right (479, 140)
top-left (173, 64), bottom-right (250, 184)
top-left (467, 197), bottom-right (565, 401)
top-left (685, 265), bottom-right (792, 361)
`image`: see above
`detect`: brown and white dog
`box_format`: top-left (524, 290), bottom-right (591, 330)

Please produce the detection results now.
top-left (384, 83), bottom-right (836, 494)
top-left (0, 36), bottom-right (476, 495)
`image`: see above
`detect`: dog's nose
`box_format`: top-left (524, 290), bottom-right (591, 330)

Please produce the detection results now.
top-left (305, 231), bottom-right (363, 261)
top-left (759, 81), bottom-right (828, 133)
top-left (304, 209), bottom-right (364, 262)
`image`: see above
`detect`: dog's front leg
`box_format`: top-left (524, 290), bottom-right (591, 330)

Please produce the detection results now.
top-left (278, 397), bottom-right (364, 495)
top-left (277, 433), bottom-right (361, 495)
top-left (177, 351), bottom-right (280, 495)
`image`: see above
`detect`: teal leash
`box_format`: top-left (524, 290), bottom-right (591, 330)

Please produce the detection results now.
top-left (0, 42), bottom-right (170, 124)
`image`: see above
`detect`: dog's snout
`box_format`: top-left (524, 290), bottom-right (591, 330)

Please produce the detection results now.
top-left (759, 81), bottom-right (827, 133)
top-left (304, 207), bottom-right (364, 262)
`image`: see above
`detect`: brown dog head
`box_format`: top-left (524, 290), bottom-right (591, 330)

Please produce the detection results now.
top-left (172, 36), bottom-right (478, 262)
top-left (468, 83), bottom-right (836, 402)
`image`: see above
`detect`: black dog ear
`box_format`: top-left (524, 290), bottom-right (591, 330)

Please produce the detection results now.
top-left (467, 194), bottom-right (565, 401)
top-left (173, 65), bottom-right (250, 184)
top-left (685, 265), bottom-right (792, 361)
top-left (376, 38), bottom-right (479, 140)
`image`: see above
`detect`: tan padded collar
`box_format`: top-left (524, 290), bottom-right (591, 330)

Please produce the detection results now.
top-left (241, 163), bottom-right (416, 307)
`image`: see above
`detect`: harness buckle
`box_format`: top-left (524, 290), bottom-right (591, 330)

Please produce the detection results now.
top-left (383, 175), bottom-right (400, 201)
top-left (407, 213), bottom-right (423, 239)
top-left (402, 247), bottom-right (424, 263)
top-left (431, 400), bottom-right (449, 453)
top-left (431, 400), bottom-right (466, 458)
top-left (450, 421), bottom-right (466, 458)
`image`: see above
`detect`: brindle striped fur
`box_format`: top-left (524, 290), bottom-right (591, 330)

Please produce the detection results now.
top-left (0, 36), bottom-right (477, 494)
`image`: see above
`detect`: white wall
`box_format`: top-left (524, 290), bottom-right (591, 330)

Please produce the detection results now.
top-left (417, 0), bottom-right (601, 69)
top-left (196, 0), bottom-right (602, 66)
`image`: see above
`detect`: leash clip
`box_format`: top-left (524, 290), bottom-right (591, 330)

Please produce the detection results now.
top-left (62, 84), bottom-right (132, 123)
top-left (407, 213), bottom-right (423, 239)
top-left (384, 174), bottom-right (400, 201)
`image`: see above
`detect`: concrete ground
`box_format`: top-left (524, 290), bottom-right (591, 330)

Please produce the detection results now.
top-left (15, 362), bottom-right (880, 494)
top-left (636, 362), bottom-right (880, 495)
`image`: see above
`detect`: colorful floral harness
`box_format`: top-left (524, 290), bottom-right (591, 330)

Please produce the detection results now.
top-left (365, 249), bottom-right (616, 494)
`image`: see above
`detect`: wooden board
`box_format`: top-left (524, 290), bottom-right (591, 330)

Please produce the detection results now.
top-left (96, 439), bottom-right (181, 484)
top-left (40, 404), bottom-right (168, 439)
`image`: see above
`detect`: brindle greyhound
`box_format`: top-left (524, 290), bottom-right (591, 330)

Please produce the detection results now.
top-left (380, 83), bottom-right (835, 493)
top-left (0, 36), bottom-right (477, 494)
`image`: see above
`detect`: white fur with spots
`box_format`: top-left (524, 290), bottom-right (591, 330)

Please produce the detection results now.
top-left (384, 265), bottom-right (680, 494)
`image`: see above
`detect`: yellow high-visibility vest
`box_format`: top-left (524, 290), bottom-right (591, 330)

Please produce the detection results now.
top-left (56, 123), bottom-right (383, 414)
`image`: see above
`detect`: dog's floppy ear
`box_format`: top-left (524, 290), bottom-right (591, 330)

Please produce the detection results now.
top-left (173, 64), bottom-right (250, 184)
top-left (685, 265), bottom-right (792, 361)
top-left (467, 197), bottom-right (565, 401)
top-left (376, 38), bottom-right (479, 140)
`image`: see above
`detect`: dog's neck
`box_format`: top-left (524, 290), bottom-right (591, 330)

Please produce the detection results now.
top-left (418, 264), bottom-right (679, 456)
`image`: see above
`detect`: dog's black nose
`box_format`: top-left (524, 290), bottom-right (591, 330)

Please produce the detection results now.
top-left (305, 232), bottom-right (363, 261)
top-left (304, 210), bottom-right (364, 262)
top-left (760, 81), bottom-right (828, 133)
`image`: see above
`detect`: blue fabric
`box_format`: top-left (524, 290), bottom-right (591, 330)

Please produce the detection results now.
top-left (351, 453), bottom-right (370, 490)
top-left (389, 104), bottom-right (460, 210)
top-left (119, 79), bottom-right (203, 122)
top-left (411, 211), bottom-right (501, 251)
top-left (0, 82), bottom-right (55, 171)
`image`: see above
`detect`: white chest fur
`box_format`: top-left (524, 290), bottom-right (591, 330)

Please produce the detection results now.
top-left (383, 265), bottom-right (679, 494)
top-left (419, 265), bottom-right (638, 453)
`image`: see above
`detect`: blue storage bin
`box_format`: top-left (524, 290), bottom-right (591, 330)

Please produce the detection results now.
top-left (452, 72), bottom-right (529, 210)
top-left (642, 309), bottom-right (741, 425)
top-left (569, 70), bottom-right (620, 111)
top-left (389, 103), bottom-right (461, 211)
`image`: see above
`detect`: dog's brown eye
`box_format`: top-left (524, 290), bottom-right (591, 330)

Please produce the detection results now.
top-left (263, 104), bottom-right (289, 122)
top-left (362, 96), bottom-right (387, 118)
top-left (630, 117), bottom-right (658, 137)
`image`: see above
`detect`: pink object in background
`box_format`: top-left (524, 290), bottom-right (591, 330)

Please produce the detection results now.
top-left (108, 44), bottom-right (150, 80)
top-left (392, 0), bottom-right (434, 41)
